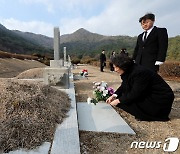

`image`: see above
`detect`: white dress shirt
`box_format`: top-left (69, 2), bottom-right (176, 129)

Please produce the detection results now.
top-left (142, 26), bottom-right (154, 41)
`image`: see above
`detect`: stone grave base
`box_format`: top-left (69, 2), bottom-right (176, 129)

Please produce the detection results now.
top-left (77, 102), bottom-right (135, 134)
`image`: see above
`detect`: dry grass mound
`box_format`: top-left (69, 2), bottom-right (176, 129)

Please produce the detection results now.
top-left (0, 79), bottom-right (71, 153)
top-left (15, 68), bottom-right (44, 79)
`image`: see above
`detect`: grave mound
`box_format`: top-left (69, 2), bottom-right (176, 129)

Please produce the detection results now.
top-left (0, 79), bottom-right (71, 153)
top-left (15, 68), bottom-right (44, 79)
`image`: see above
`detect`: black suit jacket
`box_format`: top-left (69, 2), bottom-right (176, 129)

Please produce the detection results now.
top-left (133, 26), bottom-right (168, 71)
top-left (100, 53), bottom-right (106, 63)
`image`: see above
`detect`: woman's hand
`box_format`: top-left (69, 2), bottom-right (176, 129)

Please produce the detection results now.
top-left (110, 99), bottom-right (120, 106)
top-left (106, 95), bottom-right (116, 104)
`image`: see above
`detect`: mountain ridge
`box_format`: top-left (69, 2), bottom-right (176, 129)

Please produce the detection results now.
top-left (0, 24), bottom-right (137, 56)
top-left (0, 23), bottom-right (179, 60)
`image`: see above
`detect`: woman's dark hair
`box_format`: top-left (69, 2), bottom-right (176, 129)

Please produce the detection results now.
top-left (111, 54), bottom-right (134, 72)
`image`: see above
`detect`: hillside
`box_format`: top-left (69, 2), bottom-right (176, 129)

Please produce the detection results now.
top-left (0, 23), bottom-right (179, 60)
top-left (12, 28), bottom-right (137, 56)
top-left (61, 28), bottom-right (105, 43)
top-left (0, 23), bottom-right (137, 57)
top-left (0, 23), bottom-right (53, 56)
top-left (60, 28), bottom-right (137, 57)
top-left (13, 30), bottom-right (53, 49)
top-left (0, 58), bottom-right (46, 78)
top-left (167, 36), bottom-right (180, 61)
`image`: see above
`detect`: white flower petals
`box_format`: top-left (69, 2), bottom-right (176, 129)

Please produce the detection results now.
top-left (87, 97), bottom-right (92, 104)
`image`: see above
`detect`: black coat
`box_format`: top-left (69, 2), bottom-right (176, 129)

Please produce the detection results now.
top-left (115, 64), bottom-right (174, 121)
top-left (133, 26), bottom-right (168, 71)
top-left (100, 53), bottom-right (106, 63)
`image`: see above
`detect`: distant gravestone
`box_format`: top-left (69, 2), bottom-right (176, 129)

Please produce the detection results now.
top-left (50, 27), bottom-right (64, 67)
top-left (54, 27), bottom-right (60, 60)
top-left (64, 47), bottom-right (66, 62)
top-left (68, 55), bottom-right (71, 63)
top-left (44, 27), bottom-right (69, 88)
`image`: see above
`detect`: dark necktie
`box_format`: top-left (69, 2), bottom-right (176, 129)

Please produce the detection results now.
top-left (143, 31), bottom-right (147, 41)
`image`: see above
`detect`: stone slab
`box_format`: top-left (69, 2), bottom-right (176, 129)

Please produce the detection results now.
top-left (50, 82), bottom-right (80, 154)
top-left (73, 74), bottom-right (88, 80)
top-left (77, 102), bottom-right (135, 134)
top-left (43, 67), bottom-right (69, 88)
top-left (50, 60), bottom-right (64, 67)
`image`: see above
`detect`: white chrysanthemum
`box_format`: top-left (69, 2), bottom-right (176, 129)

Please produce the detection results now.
top-left (99, 86), bottom-right (105, 91)
top-left (83, 72), bottom-right (88, 76)
top-left (87, 97), bottom-right (92, 104)
top-left (97, 86), bottom-right (100, 90)
top-left (101, 81), bottom-right (107, 88)
top-left (103, 90), bottom-right (108, 96)
top-left (95, 82), bottom-right (101, 86)
top-left (102, 93), bottom-right (106, 96)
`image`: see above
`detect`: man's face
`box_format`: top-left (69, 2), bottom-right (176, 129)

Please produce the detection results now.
top-left (141, 19), bottom-right (154, 31)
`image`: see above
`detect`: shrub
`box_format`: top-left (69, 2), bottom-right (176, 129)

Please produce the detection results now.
top-left (159, 61), bottom-right (180, 77)
top-left (0, 51), bottom-right (38, 60)
top-left (0, 51), bottom-right (12, 58)
top-left (80, 56), bottom-right (96, 64)
top-left (71, 57), bottom-right (81, 64)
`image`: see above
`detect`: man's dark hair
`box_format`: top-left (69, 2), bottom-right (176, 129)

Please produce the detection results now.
top-left (139, 13), bottom-right (155, 23)
top-left (111, 54), bottom-right (134, 72)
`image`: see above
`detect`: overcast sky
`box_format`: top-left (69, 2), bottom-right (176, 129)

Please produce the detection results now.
top-left (0, 0), bottom-right (179, 37)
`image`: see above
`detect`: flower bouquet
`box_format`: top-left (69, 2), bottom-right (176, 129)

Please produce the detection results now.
top-left (87, 81), bottom-right (114, 105)
top-left (79, 69), bottom-right (88, 77)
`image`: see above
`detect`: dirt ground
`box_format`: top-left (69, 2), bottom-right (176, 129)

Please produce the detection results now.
top-left (72, 65), bottom-right (180, 154)
top-left (0, 58), bottom-right (46, 78)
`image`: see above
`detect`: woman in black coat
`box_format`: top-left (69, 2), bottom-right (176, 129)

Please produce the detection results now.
top-left (106, 55), bottom-right (174, 121)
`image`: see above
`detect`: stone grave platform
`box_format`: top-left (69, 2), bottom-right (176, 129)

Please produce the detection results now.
top-left (50, 82), bottom-right (80, 154)
top-left (77, 102), bottom-right (135, 134)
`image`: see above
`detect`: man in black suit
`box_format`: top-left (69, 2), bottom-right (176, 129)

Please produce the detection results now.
top-left (100, 49), bottom-right (106, 72)
top-left (133, 13), bottom-right (168, 72)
